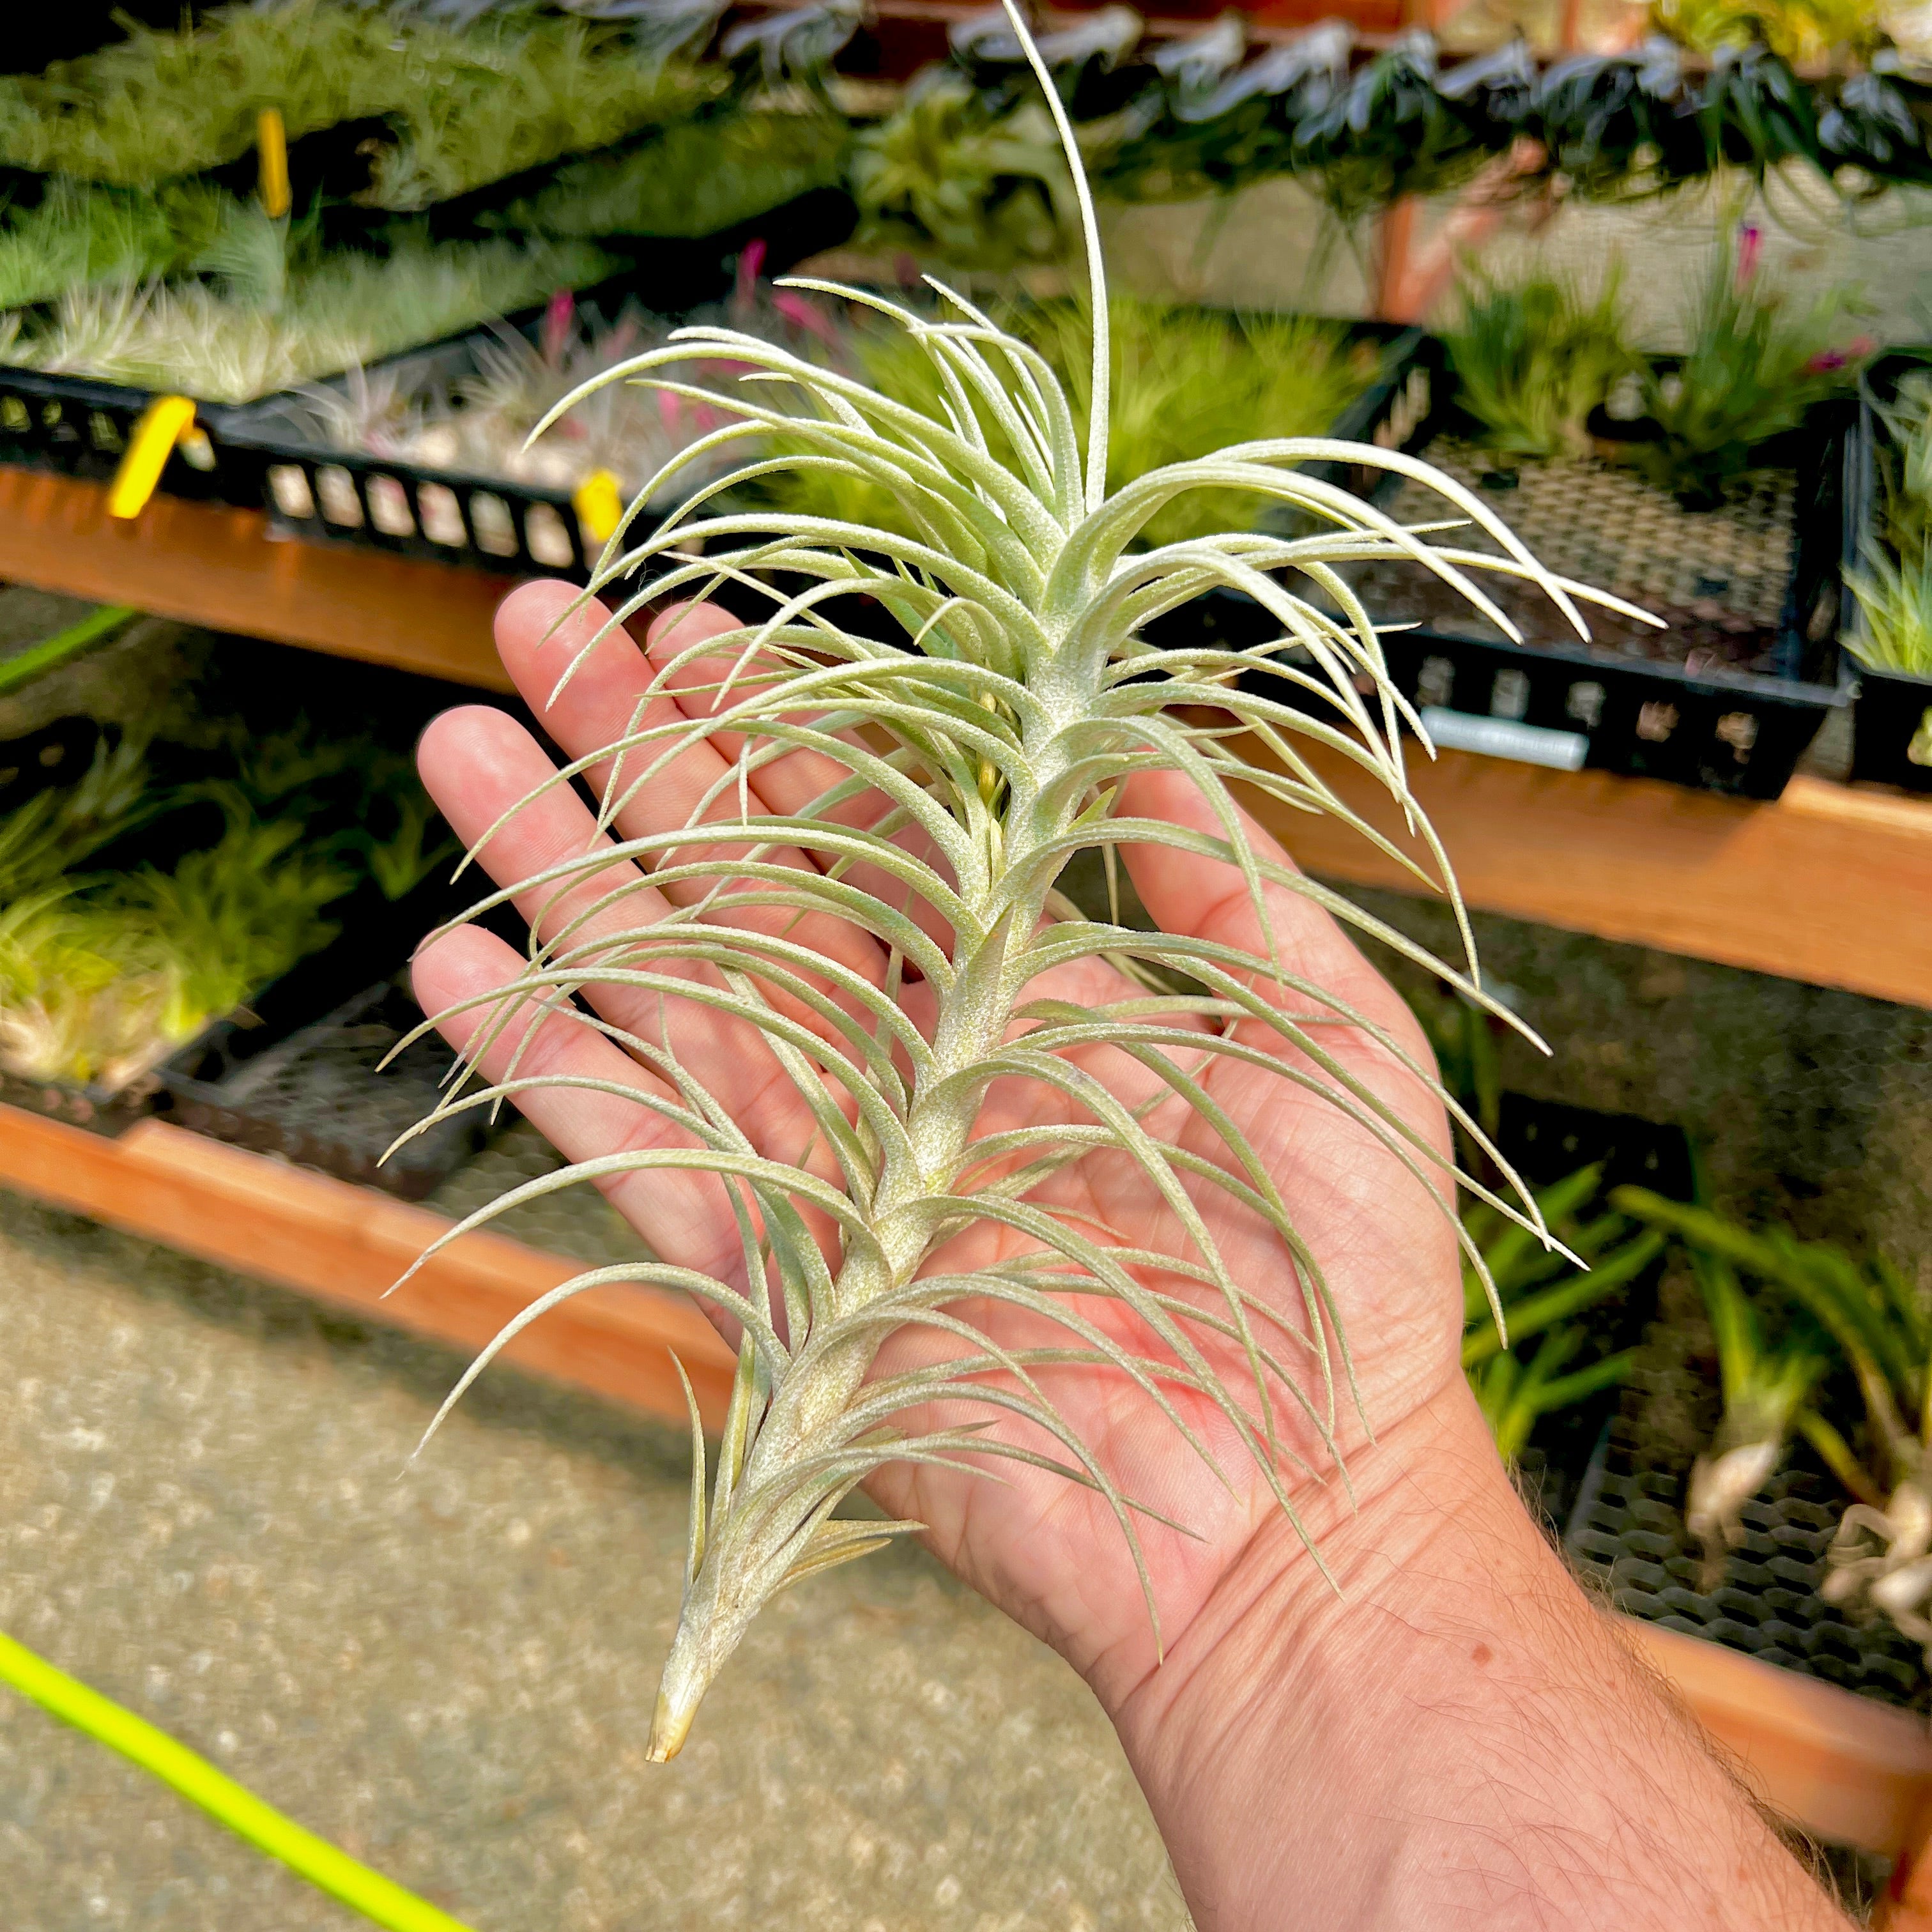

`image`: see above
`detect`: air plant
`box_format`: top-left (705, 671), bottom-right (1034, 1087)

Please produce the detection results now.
top-left (1845, 370), bottom-right (1932, 678)
top-left (1616, 1188), bottom-right (1932, 1648)
top-left (0, 736), bottom-right (155, 904)
top-left (1461, 1165), bottom-right (1659, 1463)
top-left (848, 68), bottom-right (1078, 271)
top-left (1445, 269), bottom-right (1638, 466)
top-left (1629, 222), bottom-right (1871, 508)
top-left (7, 234), bottom-right (612, 405)
top-left (1614, 1186), bottom-right (1834, 1583)
top-left (395, 0), bottom-right (1648, 1760)
top-left (765, 295), bottom-right (1376, 553)
top-left (484, 107), bottom-right (851, 244)
top-left (0, 1), bottom-right (721, 202)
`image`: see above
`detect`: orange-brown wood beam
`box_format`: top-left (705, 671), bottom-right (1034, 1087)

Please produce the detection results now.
top-left (0, 1103), bottom-right (735, 1427)
top-left (0, 467), bottom-right (519, 691)
top-left (1625, 1620), bottom-right (1932, 1860)
top-left (1249, 744), bottom-right (1932, 1011)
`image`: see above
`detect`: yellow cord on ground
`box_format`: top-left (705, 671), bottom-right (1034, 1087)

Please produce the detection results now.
top-left (0, 1629), bottom-right (477, 1932)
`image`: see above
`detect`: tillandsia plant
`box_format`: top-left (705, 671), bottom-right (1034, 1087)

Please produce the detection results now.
top-left (1629, 221), bottom-right (1871, 509)
top-left (394, 0), bottom-right (1652, 1760)
top-left (1460, 1165), bottom-right (1659, 1464)
top-left (1615, 1185), bottom-right (1832, 1583)
top-left (764, 294), bottom-right (1377, 553)
top-left (1616, 1188), bottom-right (1932, 1639)
top-left (1846, 369), bottom-right (1932, 677)
top-left (1445, 268), bottom-right (1637, 466)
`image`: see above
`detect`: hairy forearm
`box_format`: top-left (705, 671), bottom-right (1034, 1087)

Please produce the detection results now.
top-left (1110, 1384), bottom-right (1850, 1932)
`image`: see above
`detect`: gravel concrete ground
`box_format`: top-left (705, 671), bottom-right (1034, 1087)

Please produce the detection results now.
top-left (0, 1199), bottom-right (1184, 1932)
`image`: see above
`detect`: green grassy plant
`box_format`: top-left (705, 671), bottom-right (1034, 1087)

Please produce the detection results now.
top-left (1652, 0), bottom-right (1887, 64)
top-left (1445, 270), bottom-right (1637, 464)
top-left (486, 109), bottom-right (848, 243)
top-left (396, 0), bottom-right (1645, 1759)
top-left (1616, 1184), bottom-right (1834, 1583)
top-left (1846, 371), bottom-right (1932, 677)
top-left (0, 1), bottom-right (720, 203)
top-left (6, 233), bottom-right (611, 404)
top-left (1460, 1165), bottom-right (1658, 1463)
top-left (1630, 224), bottom-right (1869, 507)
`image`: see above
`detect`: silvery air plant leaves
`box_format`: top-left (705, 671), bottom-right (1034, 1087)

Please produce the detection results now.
top-left (392, 0), bottom-right (1650, 1759)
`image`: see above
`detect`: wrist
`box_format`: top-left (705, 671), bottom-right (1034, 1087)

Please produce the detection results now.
top-left (1106, 1381), bottom-right (1845, 1932)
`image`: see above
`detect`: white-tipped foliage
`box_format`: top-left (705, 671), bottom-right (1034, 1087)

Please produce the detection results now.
top-left (395, 1), bottom-right (1642, 1758)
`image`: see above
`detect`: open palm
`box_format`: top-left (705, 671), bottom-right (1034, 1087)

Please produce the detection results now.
top-left (413, 579), bottom-right (1468, 1719)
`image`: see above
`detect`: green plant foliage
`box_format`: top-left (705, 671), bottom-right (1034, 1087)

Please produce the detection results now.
top-left (763, 295), bottom-right (1377, 552)
top-left (1627, 224), bottom-right (1869, 506)
top-left (1461, 1165), bottom-right (1657, 1463)
top-left (4, 231), bottom-right (611, 404)
top-left (1653, 0), bottom-right (1887, 65)
top-left (1446, 269), bottom-right (1637, 464)
top-left (397, 1), bottom-right (1649, 1759)
top-left (1616, 1187), bottom-right (1932, 1655)
top-left (0, 716), bottom-right (443, 1094)
top-left (1846, 370), bottom-right (1932, 677)
top-left (1615, 1182), bottom-right (1834, 1581)
top-left (848, 70), bottom-right (1076, 271)
top-left (0, 1), bottom-right (723, 203)
top-left (487, 109), bottom-right (849, 243)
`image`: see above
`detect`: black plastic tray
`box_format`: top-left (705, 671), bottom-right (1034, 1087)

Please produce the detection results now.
top-left (0, 712), bottom-right (103, 816)
top-left (215, 190), bottom-right (856, 581)
top-left (162, 974), bottom-right (483, 1200)
top-left (1170, 340), bottom-right (1850, 800)
top-left (1839, 353), bottom-right (1932, 792)
top-left (0, 363), bottom-right (254, 502)
top-left (1479, 1092), bottom-right (1689, 1538)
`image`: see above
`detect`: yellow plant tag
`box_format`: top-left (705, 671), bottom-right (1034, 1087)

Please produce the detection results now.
top-left (572, 468), bottom-right (624, 547)
top-left (107, 395), bottom-right (198, 521)
top-left (257, 108), bottom-right (290, 218)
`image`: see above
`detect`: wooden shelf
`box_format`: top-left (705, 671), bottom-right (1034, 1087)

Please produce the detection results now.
top-left (1255, 746), bottom-right (1932, 1011)
top-left (0, 466), bottom-right (518, 691)
top-left (0, 1101), bottom-right (734, 1427)
top-left (6, 466), bottom-right (1932, 1004)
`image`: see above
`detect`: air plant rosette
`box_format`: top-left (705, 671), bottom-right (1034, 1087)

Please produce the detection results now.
top-left (1233, 236), bottom-right (1861, 798)
top-left (1567, 1192), bottom-right (1932, 1709)
top-left (1841, 355), bottom-right (1932, 792)
top-left (387, 0), bottom-right (1657, 1763)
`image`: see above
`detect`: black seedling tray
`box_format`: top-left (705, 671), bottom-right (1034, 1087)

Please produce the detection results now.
top-left (162, 975), bottom-right (484, 1200)
top-left (1839, 353), bottom-right (1932, 792)
top-left (1170, 341), bottom-right (1850, 799)
top-left (0, 364), bottom-right (255, 503)
top-left (215, 191), bottom-right (856, 581)
top-left (1565, 1422), bottom-right (1924, 1709)
top-left (1479, 1093), bottom-right (1689, 1538)
top-left (0, 712), bottom-right (102, 816)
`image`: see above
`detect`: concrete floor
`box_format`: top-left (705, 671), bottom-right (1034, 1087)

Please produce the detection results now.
top-left (0, 1198), bottom-right (1184, 1932)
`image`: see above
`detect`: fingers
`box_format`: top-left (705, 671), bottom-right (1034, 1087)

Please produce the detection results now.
top-left (411, 923), bottom-right (746, 1288)
top-left (496, 582), bottom-right (886, 990)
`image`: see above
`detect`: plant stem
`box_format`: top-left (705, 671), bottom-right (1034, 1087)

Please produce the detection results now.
top-left (0, 1628), bottom-right (475, 1932)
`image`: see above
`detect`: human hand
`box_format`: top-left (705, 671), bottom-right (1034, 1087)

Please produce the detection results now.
top-left (412, 579), bottom-right (1469, 1712)
top-left (415, 580), bottom-right (1847, 1931)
